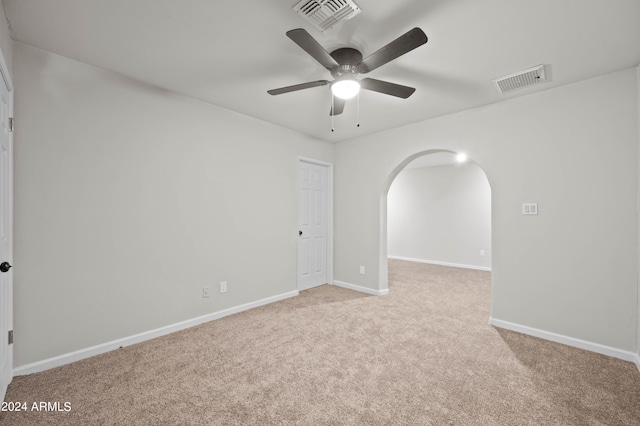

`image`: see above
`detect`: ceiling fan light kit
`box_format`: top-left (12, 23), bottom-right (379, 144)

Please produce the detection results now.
top-left (267, 27), bottom-right (428, 129)
top-left (331, 79), bottom-right (360, 99)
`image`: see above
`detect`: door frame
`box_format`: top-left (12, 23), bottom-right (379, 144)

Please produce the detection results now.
top-left (297, 157), bottom-right (333, 290)
top-left (0, 42), bottom-right (13, 403)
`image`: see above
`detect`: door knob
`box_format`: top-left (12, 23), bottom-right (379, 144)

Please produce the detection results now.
top-left (0, 262), bottom-right (11, 273)
top-left (299, 230), bottom-right (303, 236)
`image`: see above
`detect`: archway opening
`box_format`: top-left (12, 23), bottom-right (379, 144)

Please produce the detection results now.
top-left (379, 150), bottom-right (493, 302)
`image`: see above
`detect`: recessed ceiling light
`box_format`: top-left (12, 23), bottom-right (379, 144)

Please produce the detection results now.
top-left (456, 153), bottom-right (467, 163)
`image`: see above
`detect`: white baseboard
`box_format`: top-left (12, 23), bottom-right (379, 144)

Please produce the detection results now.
top-left (14, 290), bottom-right (299, 376)
top-left (489, 317), bottom-right (637, 363)
top-left (332, 280), bottom-right (389, 296)
top-left (635, 353), bottom-right (640, 373)
top-left (388, 255), bottom-right (491, 272)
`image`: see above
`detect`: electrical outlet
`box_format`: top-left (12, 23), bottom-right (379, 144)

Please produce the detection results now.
top-left (220, 281), bottom-right (227, 294)
top-left (202, 287), bottom-right (210, 298)
top-left (480, 250), bottom-right (486, 257)
top-left (359, 266), bottom-right (365, 275)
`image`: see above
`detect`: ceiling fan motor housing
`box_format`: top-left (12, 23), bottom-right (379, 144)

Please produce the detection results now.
top-left (329, 47), bottom-right (362, 80)
top-left (330, 47), bottom-right (362, 66)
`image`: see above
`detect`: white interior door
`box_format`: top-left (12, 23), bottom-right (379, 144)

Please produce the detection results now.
top-left (298, 160), bottom-right (328, 290)
top-left (0, 54), bottom-right (13, 403)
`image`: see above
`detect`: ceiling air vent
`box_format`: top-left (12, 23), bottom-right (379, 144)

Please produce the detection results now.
top-left (492, 65), bottom-right (546, 94)
top-left (293, 0), bottom-right (361, 32)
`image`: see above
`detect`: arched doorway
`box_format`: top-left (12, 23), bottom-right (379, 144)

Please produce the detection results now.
top-left (378, 150), bottom-right (493, 294)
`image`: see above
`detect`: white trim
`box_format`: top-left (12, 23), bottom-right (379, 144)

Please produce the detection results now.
top-left (489, 317), bottom-right (637, 363)
top-left (0, 44), bottom-right (13, 92)
top-left (14, 290), bottom-right (299, 376)
top-left (298, 157), bottom-right (333, 168)
top-left (0, 42), bottom-right (12, 406)
top-left (388, 255), bottom-right (492, 272)
top-left (332, 280), bottom-right (389, 296)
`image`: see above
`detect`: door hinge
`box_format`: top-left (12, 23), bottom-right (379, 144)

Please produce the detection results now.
top-left (9, 117), bottom-right (13, 132)
top-left (8, 330), bottom-right (13, 345)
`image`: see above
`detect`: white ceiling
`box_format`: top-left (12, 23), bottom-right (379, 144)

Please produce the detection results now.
top-left (3, 0), bottom-right (640, 142)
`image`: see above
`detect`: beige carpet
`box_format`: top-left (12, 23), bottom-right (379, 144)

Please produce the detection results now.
top-left (2, 260), bottom-right (639, 425)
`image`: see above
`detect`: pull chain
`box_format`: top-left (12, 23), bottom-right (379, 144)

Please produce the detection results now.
top-left (356, 91), bottom-right (360, 128)
top-left (331, 94), bottom-right (335, 132)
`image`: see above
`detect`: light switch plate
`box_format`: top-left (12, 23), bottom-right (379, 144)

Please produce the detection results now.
top-left (522, 203), bottom-right (538, 215)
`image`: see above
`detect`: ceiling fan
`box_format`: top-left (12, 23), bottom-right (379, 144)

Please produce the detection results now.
top-left (267, 27), bottom-right (428, 116)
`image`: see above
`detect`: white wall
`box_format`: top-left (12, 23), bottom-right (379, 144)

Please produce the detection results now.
top-left (334, 69), bottom-right (638, 353)
top-left (9, 38), bottom-right (640, 370)
top-left (637, 65), bottom-right (640, 368)
top-left (13, 43), bottom-right (334, 367)
top-left (387, 162), bottom-right (491, 270)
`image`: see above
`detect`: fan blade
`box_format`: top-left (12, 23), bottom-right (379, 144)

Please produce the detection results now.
top-left (360, 78), bottom-right (416, 98)
top-left (267, 80), bottom-right (330, 96)
top-left (358, 28), bottom-right (428, 74)
top-left (286, 29), bottom-right (339, 70)
top-left (330, 98), bottom-right (346, 116)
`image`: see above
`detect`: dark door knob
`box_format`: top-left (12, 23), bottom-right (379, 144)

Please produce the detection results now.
top-left (299, 230), bottom-right (303, 236)
top-left (0, 262), bottom-right (11, 273)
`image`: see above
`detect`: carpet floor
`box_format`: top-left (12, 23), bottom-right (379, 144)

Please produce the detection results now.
top-left (1, 260), bottom-right (639, 425)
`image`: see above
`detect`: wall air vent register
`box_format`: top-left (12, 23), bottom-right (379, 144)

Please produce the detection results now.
top-left (293, 0), bottom-right (361, 32)
top-left (493, 65), bottom-right (547, 94)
